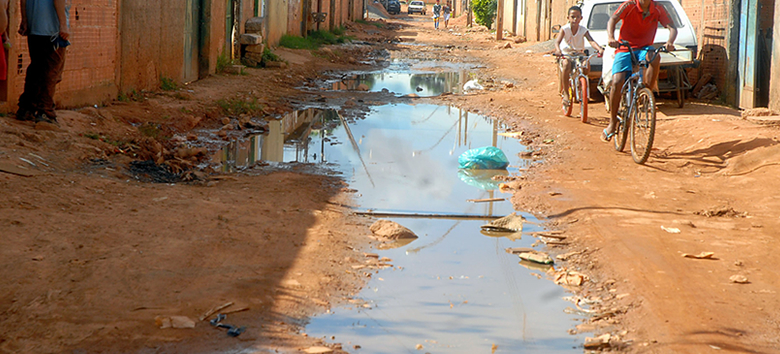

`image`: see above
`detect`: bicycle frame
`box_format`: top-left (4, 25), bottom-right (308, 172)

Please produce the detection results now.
top-left (614, 41), bottom-right (667, 164)
top-left (558, 52), bottom-right (600, 122)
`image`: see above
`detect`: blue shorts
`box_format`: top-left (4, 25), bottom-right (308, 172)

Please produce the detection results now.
top-left (612, 46), bottom-right (654, 75)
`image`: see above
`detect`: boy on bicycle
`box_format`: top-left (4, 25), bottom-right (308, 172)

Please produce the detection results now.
top-left (553, 6), bottom-right (604, 107)
top-left (601, 0), bottom-right (677, 142)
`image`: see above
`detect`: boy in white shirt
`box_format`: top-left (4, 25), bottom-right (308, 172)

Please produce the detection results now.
top-left (553, 6), bottom-right (603, 105)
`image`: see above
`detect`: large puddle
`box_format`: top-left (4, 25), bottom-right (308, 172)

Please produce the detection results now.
top-left (213, 80), bottom-right (585, 352)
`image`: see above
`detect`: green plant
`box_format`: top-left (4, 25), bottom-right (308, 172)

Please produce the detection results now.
top-left (279, 30), bottom-right (353, 50)
top-left (160, 77), bottom-right (178, 91)
top-left (280, 34), bottom-right (319, 50)
top-left (262, 47), bottom-right (282, 63)
top-left (216, 52), bottom-right (231, 72)
top-left (332, 26), bottom-right (346, 36)
top-left (472, 0), bottom-right (497, 29)
top-left (138, 122), bottom-right (162, 139)
top-left (356, 19), bottom-right (384, 28)
top-left (216, 97), bottom-right (263, 115)
top-left (118, 89), bottom-right (143, 102)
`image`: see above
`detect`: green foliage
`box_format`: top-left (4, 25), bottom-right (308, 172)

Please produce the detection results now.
top-left (216, 98), bottom-right (263, 115)
top-left (472, 0), bottom-right (497, 29)
top-left (118, 90), bottom-right (143, 102)
top-left (356, 19), bottom-right (385, 28)
top-left (138, 123), bottom-right (162, 139)
top-left (279, 30), bottom-right (353, 50)
top-left (280, 34), bottom-right (319, 50)
top-left (332, 26), bottom-right (346, 35)
top-left (216, 52), bottom-right (232, 72)
top-left (262, 47), bottom-right (282, 63)
top-left (160, 77), bottom-right (178, 91)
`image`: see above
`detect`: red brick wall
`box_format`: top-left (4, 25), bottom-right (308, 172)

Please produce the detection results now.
top-left (6, 0), bottom-right (119, 110)
top-left (681, 0), bottom-right (731, 90)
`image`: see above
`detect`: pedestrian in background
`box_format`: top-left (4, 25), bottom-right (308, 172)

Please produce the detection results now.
top-left (443, 1), bottom-right (451, 28)
top-left (16, 0), bottom-right (70, 125)
top-left (432, 0), bottom-right (441, 29)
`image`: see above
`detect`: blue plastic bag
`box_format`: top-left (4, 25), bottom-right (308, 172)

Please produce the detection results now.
top-left (458, 146), bottom-right (509, 170)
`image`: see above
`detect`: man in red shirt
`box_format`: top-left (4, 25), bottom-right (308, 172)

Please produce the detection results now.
top-left (601, 0), bottom-right (677, 142)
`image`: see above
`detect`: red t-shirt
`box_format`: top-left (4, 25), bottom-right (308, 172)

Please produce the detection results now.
top-left (613, 0), bottom-right (671, 52)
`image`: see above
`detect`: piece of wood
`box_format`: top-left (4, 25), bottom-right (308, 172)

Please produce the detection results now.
top-left (355, 211), bottom-right (500, 220)
top-left (199, 301), bottom-right (233, 321)
top-left (466, 198), bottom-right (506, 203)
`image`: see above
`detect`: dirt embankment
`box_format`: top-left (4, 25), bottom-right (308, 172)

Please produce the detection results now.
top-left (0, 21), bottom-right (405, 354)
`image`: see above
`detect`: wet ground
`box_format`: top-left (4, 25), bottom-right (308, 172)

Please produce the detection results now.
top-left (212, 69), bottom-right (588, 352)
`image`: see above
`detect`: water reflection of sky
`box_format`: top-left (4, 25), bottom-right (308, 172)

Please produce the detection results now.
top-left (301, 103), bottom-right (584, 353)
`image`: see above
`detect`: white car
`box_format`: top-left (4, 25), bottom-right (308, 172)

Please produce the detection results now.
top-left (579, 0), bottom-right (698, 83)
top-left (407, 0), bottom-right (427, 15)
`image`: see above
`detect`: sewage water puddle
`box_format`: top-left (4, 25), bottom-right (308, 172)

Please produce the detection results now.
top-left (213, 103), bottom-right (585, 352)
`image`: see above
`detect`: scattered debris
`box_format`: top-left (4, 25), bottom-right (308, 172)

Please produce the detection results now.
top-left (517, 251), bottom-right (553, 265)
top-left (303, 346), bottom-right (334, 354)
top-left (209, 313), bottom-right (246, 337)
top-left (481, 212), bottom-right (524, 232)
top-left (199, 301), bottom-right (234, 321)
top-left (661, 226), bottom-right (681, 233)
top-left (682, 252), bottom-right (716, 259)
top-left (730, 275), bottom-right (749, 284)
top-left (556, 249), bottom-right (587, 261)
top-left (155, 315), bottom-right (196, 329)
top-left (466, 197), bottom-right (506, 203)
top-left (695, 206), bottom-right (747, 218)
top-left (370, 220), bottom-right (418, 240)
top-left (415, 343), bottom-right (424, 350)
top-left (554, 268), bottom-right (588, 286)
top-left (584, 333), bottom-right (612, 350)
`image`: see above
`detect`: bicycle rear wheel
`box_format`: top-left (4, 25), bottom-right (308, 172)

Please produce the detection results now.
top-left (613, 90), bottom-right (629, 152)
top-left (630, 87), bottom-right (656, 164)
top-left (579, 77), bottom-right (589, 123)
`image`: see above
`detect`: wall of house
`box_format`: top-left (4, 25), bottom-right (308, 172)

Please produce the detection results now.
top-left (266, 0), bottom-right (289, 44)
top-left (681, 0), bottom-right (731, 98)
top-left (119, 2), bottom-right (187, 92)
top-left (5, 0), bottom-right (120, 110)
top-left (770, 1), bottom-right (780, 111)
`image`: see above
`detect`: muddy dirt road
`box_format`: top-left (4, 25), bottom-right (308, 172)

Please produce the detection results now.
top-left (1, 11), bottom-right (779, 354)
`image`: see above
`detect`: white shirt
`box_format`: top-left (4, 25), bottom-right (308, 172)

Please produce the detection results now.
top-left (559, 23), bottom-right (588, 54)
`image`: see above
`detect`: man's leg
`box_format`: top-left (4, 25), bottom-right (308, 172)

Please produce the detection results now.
top-left (560, 59), bottom-right (572, 97)
top-left (17, 36), bottom-right (47, 118)
top-left (645, 54), bottom-right (661, 92)
top-left (608, 72), bottom-right (626, 134)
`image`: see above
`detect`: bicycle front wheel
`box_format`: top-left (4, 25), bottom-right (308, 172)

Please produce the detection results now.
top-left (579, 77), bottom-right (589, 123)
top-left (613, 89), bottom-right (629, 152)
top-left (630, 87), bottom-right (656, 164)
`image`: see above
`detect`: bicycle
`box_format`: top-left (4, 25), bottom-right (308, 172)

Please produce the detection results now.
top-left (609, 41), bottom-right (668, 164)
top-left (556, 51), bottom-right (601, 123)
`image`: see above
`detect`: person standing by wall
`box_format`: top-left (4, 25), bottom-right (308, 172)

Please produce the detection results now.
top-left (443, 1), bottom-right (451, 28)
top-left (16, 0), bottom-right (70, 125)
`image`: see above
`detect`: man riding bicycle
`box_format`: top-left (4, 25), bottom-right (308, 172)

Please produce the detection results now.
top-left (601, 0), bottom-right (677, 142)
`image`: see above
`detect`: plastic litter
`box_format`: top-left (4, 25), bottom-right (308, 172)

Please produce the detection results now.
top-left (463, 79), bottom-right (484, 91)
top-left (209, 313), bottom-right (245, 337)
top-left (458, 146), bottom-right (509, 170)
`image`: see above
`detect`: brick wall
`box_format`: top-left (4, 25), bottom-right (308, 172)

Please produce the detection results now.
top-left (6, 0), bottom-right (119, 110)
top-left (681, 0), bottom-right (731, 90)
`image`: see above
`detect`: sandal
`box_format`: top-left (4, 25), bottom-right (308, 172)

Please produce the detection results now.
top-left (600, 128), bottom-right (615, 142)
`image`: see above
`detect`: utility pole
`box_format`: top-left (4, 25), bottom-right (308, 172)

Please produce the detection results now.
top-left (496, 0), bottom-right (504, 40)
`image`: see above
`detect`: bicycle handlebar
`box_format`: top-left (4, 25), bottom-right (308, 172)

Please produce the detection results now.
top-left (617, 40), bottom-right (669, 66)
